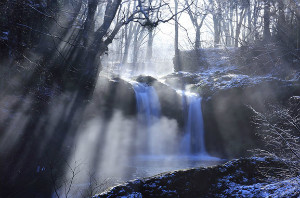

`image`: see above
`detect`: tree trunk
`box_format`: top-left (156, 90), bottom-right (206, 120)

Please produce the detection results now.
top-left (235, 8), bottom-right (246, 47)
top-left (277, 0), bottom-right (286, 44)
top-left (230, 2), bottom-right (234, 46)
top-left (213, 15), bottom-right (220, 47)
top-left (253, 1), bottom-right (259, 41)
top-left (122, 24), bottom-right (133, 64)
top-left (195, 26), bottom-right (201, 49)
top-left (247, 4), bottom-right (252, 42)
top-left (174, 0), bottom-right (180, 71)
top-left (146, 30), bottom-right (154, 61)
top-left (214, 3), bottom-right (222, 47)
top-left (83, 0), bottom-right (98, 47)
top-left (263, 0), bottom-right (271, 41)
top-left (132, 25), bottom-right (141, 67)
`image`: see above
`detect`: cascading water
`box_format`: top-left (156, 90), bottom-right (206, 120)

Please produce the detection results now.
top-left (133, 82), bottom-right (161, 124)
top-left (181, 94), bottom-right (207, 155)
top-left (132, 82), bottom-right (161, 155)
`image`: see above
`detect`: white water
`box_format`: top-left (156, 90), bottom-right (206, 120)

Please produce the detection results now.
top-left (132, 82), bottom-right (161, 124)
top-left (132, 82), bottom-right (209, 157)
top-left (132, 82), bottom-right (161, 155)
top-left (181, 94), bottom-right (207, 155)
top-left (58, 81), bottom-right (219, 197)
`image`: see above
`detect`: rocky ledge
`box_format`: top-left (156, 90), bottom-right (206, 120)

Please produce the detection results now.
top-left (93, 158), bottom-right (300, 198)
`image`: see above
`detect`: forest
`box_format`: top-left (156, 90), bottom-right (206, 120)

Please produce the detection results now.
top-left (0, 0), bottom-right (300, 197)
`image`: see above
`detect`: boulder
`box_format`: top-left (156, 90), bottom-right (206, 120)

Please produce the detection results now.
top-left (136, 75), bottom-right (184, 127)
top-left (135, 75), bottom-right (157, 85)
top-left (90, 76), bottom-right (137, 117)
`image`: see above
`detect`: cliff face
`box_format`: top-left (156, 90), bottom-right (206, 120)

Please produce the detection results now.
top-left (94, 48), bottom-right (300, 158)
top-left (203, 79), bottom-right (300, 157)
top-left (162, 48), bottom-right (300, 158)
top-left (91, 75), bottom-right (184, 127)
top-left (94, 158), bottom-right (299, 198)
top-left (94, 71), bottom-right (300, 158)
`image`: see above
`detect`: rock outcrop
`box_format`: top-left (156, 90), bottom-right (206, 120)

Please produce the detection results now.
top-left (91, 76), bottom-right (137, 117)
top-left (135, 75), bottom-right (184, 127)
top-left (93, 158), bottom-right (299, 198)
top-left (93, 47), bottom-right (300, 158)
top-left (164, 48), bottom-right (300, 158)
top-left (90, 75), bottom-right (185, 127)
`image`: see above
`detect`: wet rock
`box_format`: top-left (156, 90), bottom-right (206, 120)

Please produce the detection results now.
top-left (92, 75), bottom-right (184, 127)
top-left (93, 158), bottom-right (298, 198)
top-left (135, 75), bottom-right (157, 85)
top-left (90, 76), bottom-right (137, 116)
top-left (152, 82), bottom-right (184, 127)
top-left (135, 75), bottom-right (184, 127)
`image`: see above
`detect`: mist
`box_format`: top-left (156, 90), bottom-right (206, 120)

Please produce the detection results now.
top-left (1, 0), bottom-right (300, 197)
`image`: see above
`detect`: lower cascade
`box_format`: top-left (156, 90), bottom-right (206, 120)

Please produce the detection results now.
top-left (181, 94), bottom-right (207, 155)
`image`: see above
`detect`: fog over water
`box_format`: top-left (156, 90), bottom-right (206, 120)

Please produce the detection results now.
top-left (1, 0), bottom-right (299, 197)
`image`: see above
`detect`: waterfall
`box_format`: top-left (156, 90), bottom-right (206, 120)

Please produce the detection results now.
top-left (132, 82), bottom-right (161, 124)
top-left (181, 94), bottom-right (207, 155)
top-left (132, 82), bottom-right (209, 157)
top-left (132, 82), bottom-right (161, 154)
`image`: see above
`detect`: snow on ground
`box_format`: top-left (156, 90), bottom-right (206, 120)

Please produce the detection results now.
top-left (0, 31), bottom-right (8, 40)
top-left (161, 48), bottom-right (298, 95)
top-left (219, 177), bottom-right (300, 198)
top-left (201, 47), bottom-right (238, 68)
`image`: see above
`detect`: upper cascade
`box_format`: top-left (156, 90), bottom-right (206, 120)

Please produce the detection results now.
top-left (132, 82), bottom-right (161, 155)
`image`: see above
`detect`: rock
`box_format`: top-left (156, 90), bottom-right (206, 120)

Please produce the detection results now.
top-left (135, 75), bottom-right (157, 85)
top-left (203, 79), bottom-right (300, 158)
top-left (91, 75), bottom-right (184, 127)
top-left (90, 76), bottom-right (137, 117)
top-left (152, 81), bottom-right (184, 128)
top-left (93, 158), bottom-right (298, 198)
top-left (289, 96), bottom-right (300, 104)
top-left (135, 75), bottom-right (185, 127)
top-left (161, 72), bottom-right (201, 90)
top-left (161, 64), bottom-right (300, 158)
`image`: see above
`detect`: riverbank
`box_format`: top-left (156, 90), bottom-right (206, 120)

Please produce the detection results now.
top-left (94, 157), bottom-right (300, 198)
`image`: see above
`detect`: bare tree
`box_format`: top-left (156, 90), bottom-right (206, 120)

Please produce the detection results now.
top-left (234, 1), bottom-right (247, 47)
top-left (207, 0), bottom-right (222, 47)
top-left (185, 0), bottom-right (208, 49)
top-left (251, 96), bottom-right (300, 177)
